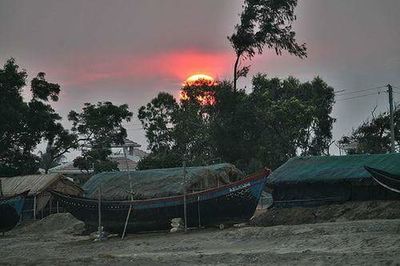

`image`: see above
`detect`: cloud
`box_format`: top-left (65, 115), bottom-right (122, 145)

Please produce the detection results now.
top-left (52, 50), bottom-right (233, 87)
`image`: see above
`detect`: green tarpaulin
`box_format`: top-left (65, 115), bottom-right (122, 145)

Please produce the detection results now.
top-left (267, 153), bottom-right (400, 186)
top-left (83, 163), bottom-right (243, 200)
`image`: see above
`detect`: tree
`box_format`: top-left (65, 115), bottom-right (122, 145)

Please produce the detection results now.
top-left (138, 76), bottom-right (335, 171)
top-left (40, 124), bottom-right (78, 173)
top-left (248, 75), bottom-right (335, 169)
top-left (68, 102), bottom-right (133, 173)
top-left (0, 59), bottom-right (67, 176)
top-left (137, 81), bottom-right (221, 169)
top-left (338, 108), bottom-right (400, 154)
top-left (228, 0), bottom-right (307, 90)
top-left (138, 93), bottom-right (179, 153)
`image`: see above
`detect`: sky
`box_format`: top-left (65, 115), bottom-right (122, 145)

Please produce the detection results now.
top-left (1, 0), bottom-right (400, 156)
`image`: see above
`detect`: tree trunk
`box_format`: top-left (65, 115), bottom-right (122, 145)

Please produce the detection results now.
top-left (233, 55), bottom-right (240, 91)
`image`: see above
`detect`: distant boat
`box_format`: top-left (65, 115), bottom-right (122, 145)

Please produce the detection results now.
top-left (51, 169), bottom-right (270, 233)
top-left (364, 166), bottom-right (400, 193)
top-left (0, 191), bottom-right (29, 234)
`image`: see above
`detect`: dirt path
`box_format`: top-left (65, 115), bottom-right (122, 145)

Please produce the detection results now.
top-left (1, 218), bottom-right (400, 265)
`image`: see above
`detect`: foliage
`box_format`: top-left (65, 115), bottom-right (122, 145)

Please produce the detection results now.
top-left (138, 76), bottom-right (335, 171)
top-left (138, 93), bottom-right (178, 153)
top-left (247, 75), bottom-right (335, 169)
top-left (69, 101), bottom-right (133, 173)
top-left (0, 59), bottom-right (69, 176)
top-left (228, 0), bottom-right (307, 90)
top-left (339, 108), bottom-right (400, 154)
top-left (136, 150), bottom-right (182, 170)
top-left (40, 124), bottom-right (78, 174)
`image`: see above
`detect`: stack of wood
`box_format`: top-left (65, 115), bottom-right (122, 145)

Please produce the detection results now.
top-left (170, 218), bottom-right (184, 233)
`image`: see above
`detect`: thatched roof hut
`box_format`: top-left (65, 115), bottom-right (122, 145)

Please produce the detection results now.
top-left (0, 173), bottom-right (83, 219)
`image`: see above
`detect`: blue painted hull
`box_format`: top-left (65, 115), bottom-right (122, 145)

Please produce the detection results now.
top-left (52, 169), bottom-right (270, 233)
top-left (0, 191), bottom-right (29, 233)
top-left (0, 192), bottom-right (28, 216)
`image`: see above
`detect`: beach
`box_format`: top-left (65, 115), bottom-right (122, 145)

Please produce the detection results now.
top-left (1, 212), bottom-right (400, 265)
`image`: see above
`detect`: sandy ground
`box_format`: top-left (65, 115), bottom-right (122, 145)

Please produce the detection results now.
top-left (1, 214), bottom-right (400, 265)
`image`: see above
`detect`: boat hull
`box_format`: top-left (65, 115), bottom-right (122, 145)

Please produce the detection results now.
top-left (52, 170), bottom-right (269, 233)
top-left (365, 166), bottom-right (400, 193)
top-left (0, 191), bottom-right (29, 233)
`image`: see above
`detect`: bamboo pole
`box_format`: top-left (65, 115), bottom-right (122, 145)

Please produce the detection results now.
top-left (98, 186), bottom-right (102, 233)
top-left (121, 205), bottom-right (132, 239)
top-left (121, 146), bottom-right (134, 240)
top-left (33, 195), bottom-right (37, 220)
top-left (97, 185), bottom-right (101, 228)
top-left (0, 179), bottom-right (3, 197)
top-left (197, 195), bottom-right (201, 228)
top-left (183, 160), bottom-right (187, 232)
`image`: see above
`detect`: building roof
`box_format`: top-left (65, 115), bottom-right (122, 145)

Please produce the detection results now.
top-left (48, 162), bottom-right (92, 174)
top-left (49, 156), bottom-right (139, 174)
top-left (267, 153), bottom-right (400, 186)
top-left (111, 157), bottom-right (138, 171)
top-left (0, 173), bottom-right (82, 197)
top-left (110, 138), bottom-right (141, 148)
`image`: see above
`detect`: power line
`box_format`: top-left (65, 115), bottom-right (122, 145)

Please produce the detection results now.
top-left (336, 92), bottom-right (382, 102)
top-left (335, 85), bottom-right (386, 96)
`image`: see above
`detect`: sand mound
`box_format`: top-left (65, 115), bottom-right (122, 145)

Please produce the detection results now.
top-left (251, 200), bottom-right (400, 227)
top-left (17, 213), bottom-right (85, 235)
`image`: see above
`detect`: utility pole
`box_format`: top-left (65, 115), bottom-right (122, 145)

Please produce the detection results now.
top-left (387, 84), bottom-right (395, 152)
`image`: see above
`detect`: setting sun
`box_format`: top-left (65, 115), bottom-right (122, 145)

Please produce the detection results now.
top-left (184, 74), bottom-right (215, 86)
top-left (180, 74), bottom-right (217, 105)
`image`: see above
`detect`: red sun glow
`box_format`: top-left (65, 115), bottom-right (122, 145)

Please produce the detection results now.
top-left (180, 74), bottom-right (217, 105)
top-left (184, 74), bottom-right (215, 86)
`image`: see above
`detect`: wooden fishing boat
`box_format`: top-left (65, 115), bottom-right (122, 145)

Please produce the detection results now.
top-left (364, 166), bottom-right (400, 193)
top-left (0, 191), bottom-right (29, 233)
top-left (51, 169), bottom-right (270, 233)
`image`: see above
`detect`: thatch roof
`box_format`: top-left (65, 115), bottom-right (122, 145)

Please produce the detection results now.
top-left (267, 153), bottom-right (400, 186)
top-left (0, 173), bottom-right (83, 197)
top-left (83, 163), bottom-right (243, 200)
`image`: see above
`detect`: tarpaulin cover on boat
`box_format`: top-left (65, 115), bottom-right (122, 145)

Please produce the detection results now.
top-left (267, 153), bottom-right (400, 186)
top-left (83, 163), bottom-right (243, 200)
top-left (266, 153), bottom-right (400, 207)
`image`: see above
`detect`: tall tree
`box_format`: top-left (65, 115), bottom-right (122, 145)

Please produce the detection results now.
top-left (0, 59), bottom-right (68, 176)
top-left (229, 0), bottom-right (307, 90)
top-left (68, 102), bottom-right (133, 173)
top-left (138, 93), bottom-right (178, 153)
top-left (137, 81), bottom-right (220, 169)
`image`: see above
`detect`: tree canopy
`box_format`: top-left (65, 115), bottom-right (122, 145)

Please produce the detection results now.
top-left (138, 76), bottom-right (335, 172)
top-left (69, 102), bottom-right (133, 173)
top-left (0, 59), bottom-right (74, 176)
top-left (339, 108), bottom-right (400, 154)
top-left (229, 0), bottom-right (307, 90)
